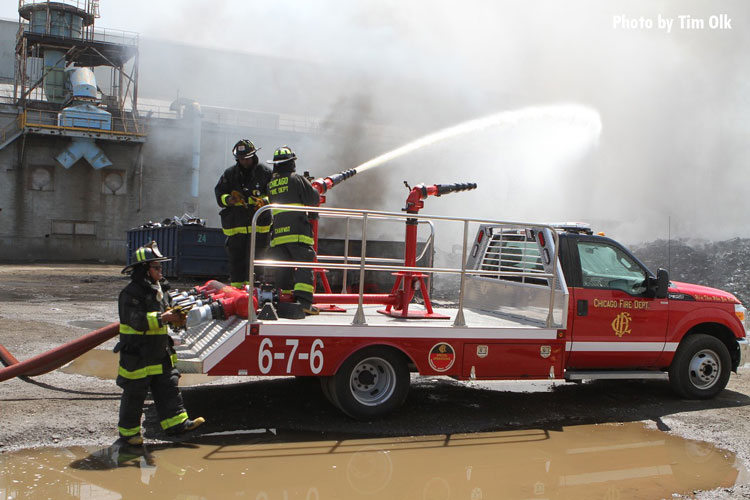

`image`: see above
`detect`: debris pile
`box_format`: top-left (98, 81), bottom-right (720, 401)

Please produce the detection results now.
top-left (134, 213), bottom-right (206, 229)
top-left (633, 238), bottom-right (750, 306)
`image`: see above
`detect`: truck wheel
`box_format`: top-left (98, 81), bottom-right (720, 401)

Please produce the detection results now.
top-left (330, 347), bottom-right (409, 420)
top-left (669, 334), bottom-right (731, 399)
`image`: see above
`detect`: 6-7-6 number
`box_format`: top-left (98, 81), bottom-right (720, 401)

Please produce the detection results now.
top-left (258, 338), bottom-right (324, 374)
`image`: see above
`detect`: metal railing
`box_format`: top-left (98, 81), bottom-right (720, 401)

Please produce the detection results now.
top-left (248, 205), bottom-right (564, 328)
top-left (22, 107), bottom-right (146, 136)
top-left (88, 26), bottom-right (139, 46)
top-left (137, 102), bottom-right (324, 135)
top-left (17, 21), bottom-right (139, 46)
top-left (136, 101), bottom-right (406, 140)
top-left (315, 214), bottom-right (435, 294)
top-left (19, 0), bottom-right (94, 12)
top-left (17, 1), bottom-right (139, 46)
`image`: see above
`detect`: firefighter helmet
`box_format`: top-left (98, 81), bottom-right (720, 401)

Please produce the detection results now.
top-left (121, 241), bottom-right (171, 274)
top-left (232, 139), bottom-right (260, 159)
top-left (266, 145), bottom-right (297, 164)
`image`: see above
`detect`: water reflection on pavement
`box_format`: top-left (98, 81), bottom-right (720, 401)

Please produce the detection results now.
top-left (0, 422), bottom-right (744, 499)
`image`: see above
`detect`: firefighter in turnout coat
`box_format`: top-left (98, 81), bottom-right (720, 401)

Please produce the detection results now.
top-left (266, 146), bottom-right (321, 315)
top-left (116, 241), bottom-right (204, 445)
top-left (214, 139), bottom-right (273, 287)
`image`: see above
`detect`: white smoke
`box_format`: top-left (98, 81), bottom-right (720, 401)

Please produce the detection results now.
top-left (2, 0), bottom-right (742, 245)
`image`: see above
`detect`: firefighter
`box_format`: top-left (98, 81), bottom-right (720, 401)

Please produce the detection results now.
top-left (266, 146), bottom-right (321, 315)
top-left (214, 139), bottom-right (273, 288)
top-left (117, 241), bottom-right (204, 445)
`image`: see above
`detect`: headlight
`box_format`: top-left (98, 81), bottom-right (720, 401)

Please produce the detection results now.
top-left (735, 303), bottom-right (746, 326)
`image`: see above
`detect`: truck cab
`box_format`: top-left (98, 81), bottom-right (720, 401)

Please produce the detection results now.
top-left (470, 222), bottom-right (747, 399)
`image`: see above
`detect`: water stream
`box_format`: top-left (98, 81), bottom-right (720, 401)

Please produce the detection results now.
top-left (353, 104), bottom-right (602, 175)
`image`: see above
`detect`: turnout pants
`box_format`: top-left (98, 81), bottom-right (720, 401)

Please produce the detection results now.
top-left (271, 243), bottom-right (316, 305)
top-left (117, 366), bottom-right (187, 437)
top-left (226, 232), bottom-right (269, 286)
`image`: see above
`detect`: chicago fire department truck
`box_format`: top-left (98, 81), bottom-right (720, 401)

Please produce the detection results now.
top-left (172, 183), bottom-right (747, 420)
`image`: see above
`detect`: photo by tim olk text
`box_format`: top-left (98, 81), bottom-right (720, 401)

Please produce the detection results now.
top-left (613, 14), bottom-right (732, 33)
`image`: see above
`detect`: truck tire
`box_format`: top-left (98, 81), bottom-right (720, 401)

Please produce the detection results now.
top-left (329, 347), bottom-right (409, 420)
top-left (669, 334), bottom-right (731, 399)
top-left (319, 376), bottom-right (335, 405)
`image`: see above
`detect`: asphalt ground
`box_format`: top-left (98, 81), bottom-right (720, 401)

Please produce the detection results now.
top-left (1, 264), bottom-right (749, 498)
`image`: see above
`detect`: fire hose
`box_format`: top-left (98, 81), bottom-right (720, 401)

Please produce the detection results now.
top-left (0, 322), bottom-right (120, 383)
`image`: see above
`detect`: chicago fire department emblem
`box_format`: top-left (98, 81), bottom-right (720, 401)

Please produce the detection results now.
top-left (429, 342), bottom-right (456, 372)
top-left (612, 312), bottom-right (632, 337)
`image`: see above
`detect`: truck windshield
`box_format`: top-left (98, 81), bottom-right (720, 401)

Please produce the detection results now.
top-left (577, 241), bottom-right (647, 295)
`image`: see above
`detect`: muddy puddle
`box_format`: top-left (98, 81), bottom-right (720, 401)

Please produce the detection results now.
top-left (59, 349), bottom-right (215, 386)
top-left (0, 422), bottom-right (744, 499)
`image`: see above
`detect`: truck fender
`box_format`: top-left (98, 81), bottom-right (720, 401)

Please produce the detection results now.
top-left (326, 341), bottom-right (417, 375)
top-left (658, 307), bottom-right (742, 366)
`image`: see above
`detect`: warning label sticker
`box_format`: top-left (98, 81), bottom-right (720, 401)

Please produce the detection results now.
top-left (428, 342), bottom-right (456, 372)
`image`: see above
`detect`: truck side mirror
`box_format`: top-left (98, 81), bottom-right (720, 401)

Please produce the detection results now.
top-left (646, 268), bottom-right (669, 298)
top-left (654, 268), bottom-right (669, 298)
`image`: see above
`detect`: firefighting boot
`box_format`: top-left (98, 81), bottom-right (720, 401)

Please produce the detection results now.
top-left (166, 417), bottom-right (205, 436)
top-left (299, 300), bottom-right (319, 316)
top-left (302, 304), bottom-right (320, 316)
top-left (118, 434), bottom-right (143, 446)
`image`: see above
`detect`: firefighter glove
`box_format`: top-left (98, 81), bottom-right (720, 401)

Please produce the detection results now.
top-left (230, 190), bottom-right (248, 208)
top-left (250, 196), bottom-right (267, 210)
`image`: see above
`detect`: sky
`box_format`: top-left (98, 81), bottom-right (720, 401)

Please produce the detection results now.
top-left (3, 0), bottom-right (748, 245)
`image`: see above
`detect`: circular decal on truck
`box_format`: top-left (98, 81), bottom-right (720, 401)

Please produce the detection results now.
top-left (428, 342), bottom-right (456, 372)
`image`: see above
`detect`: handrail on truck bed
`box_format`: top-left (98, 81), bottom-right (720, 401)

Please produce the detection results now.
top-left (248, 205), bottom-right (566, 328)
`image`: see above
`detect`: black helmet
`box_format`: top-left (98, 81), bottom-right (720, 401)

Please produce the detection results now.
top-left (122, 241), bottom-right (171, 274)
top-left (266, 145), bottom-right (297, 164)
top-left (232, 139), bottom-right (260, 159)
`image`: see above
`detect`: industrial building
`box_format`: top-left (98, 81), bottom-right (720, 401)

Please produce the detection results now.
top-left (0, 1), bottom-right (398, 264)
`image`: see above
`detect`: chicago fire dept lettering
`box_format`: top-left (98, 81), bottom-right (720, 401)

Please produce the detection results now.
top-left (594, 298), bottom-right (650, 310)
top-left (611, 312), bottom-right (632, 337)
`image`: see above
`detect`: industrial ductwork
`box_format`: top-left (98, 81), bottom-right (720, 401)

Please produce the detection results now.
top-left (54, 67), bottom-right (113, 169)
top-left (56, 137), bottom-right (112, 169)
top-left (170, 97), bottom-right (202, 198)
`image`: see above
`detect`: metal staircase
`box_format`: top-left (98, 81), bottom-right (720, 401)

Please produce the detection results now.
top-left (0, 114), bottom-right (23, 151)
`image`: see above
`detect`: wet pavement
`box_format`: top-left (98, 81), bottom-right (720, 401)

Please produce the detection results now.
top-left (59, 349), bottom-right (219, 387)
top-left (0, 422), bottom-right (744, 499)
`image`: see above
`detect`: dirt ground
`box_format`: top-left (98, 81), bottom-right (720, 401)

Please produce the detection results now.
top-left (1, 263), bottom-right (749, 499)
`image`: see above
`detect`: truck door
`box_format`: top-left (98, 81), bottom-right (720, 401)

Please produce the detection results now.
top-left (567, 238), bottom-right (668, 368)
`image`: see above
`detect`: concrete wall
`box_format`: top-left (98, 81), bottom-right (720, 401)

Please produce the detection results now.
top-left (0, 128), bottom-right (142, 261)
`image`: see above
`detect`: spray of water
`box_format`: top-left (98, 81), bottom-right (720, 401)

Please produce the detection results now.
top-left (353, 103), bottom-right (602, 174)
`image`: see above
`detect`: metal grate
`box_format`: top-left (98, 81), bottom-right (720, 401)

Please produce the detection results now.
top-left (480, 230), bottom-right (547, 284)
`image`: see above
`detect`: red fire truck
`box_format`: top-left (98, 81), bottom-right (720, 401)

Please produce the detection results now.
top-left (174, 189), bottom-right (747, 420)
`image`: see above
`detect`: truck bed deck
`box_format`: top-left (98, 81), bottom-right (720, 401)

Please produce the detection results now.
top-left (175, 303), bottom-right (559, 374)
